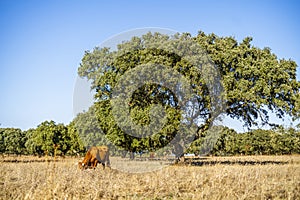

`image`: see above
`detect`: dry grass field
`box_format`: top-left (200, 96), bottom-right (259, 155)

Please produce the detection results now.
top-left (0, 155), bottom-right (299, 200)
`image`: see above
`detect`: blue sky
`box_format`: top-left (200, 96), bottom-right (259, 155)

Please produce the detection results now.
top-left (0, 0), bottom-right (299, 131)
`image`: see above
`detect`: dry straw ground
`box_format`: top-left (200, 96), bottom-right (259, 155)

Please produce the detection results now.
top-left (0, 155), bottom-right (299, 199)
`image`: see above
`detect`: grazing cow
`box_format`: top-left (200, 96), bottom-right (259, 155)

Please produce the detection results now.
top-left (78, 146), bottom-right (111, 170)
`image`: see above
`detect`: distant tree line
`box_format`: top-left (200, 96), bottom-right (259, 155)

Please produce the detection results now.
top-left (188, 126), bottom-right (300, 156)
top-left (0, 120), bottom-right (85, 156)
top-left (1, 120), bottom-right (299, 156)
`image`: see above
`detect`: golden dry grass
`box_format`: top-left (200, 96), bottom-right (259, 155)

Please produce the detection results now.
top-left (0, 155), bottom-right (299, 199)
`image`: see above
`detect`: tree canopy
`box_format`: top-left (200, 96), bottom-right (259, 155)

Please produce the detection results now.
top-left (77, 31), bottom-right (300, 154)
top-left (196, 32), bottom-right (300, 127)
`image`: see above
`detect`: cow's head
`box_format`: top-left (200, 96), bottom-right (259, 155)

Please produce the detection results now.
top-left (78, 161), bottom-right (86, 170)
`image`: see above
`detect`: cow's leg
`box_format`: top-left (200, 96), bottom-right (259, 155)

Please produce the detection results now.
top-left (93, 160), bottom-right (98, 169)
top-left (90, 158), bottom-right (97, 169)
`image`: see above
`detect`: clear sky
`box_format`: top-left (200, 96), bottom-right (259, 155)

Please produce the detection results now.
top-left (0, 0), bottom-right (299, 131)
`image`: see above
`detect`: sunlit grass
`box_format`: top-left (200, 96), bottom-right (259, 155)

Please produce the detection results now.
top-left (1, 155), bottom-right (299, 199)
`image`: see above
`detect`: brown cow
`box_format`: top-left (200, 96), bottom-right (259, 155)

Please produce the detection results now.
top-left (78, 146), bottom-right (111, 170)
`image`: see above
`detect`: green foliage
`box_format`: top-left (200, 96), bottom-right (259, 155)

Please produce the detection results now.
top-left (25, 121), bottom-right (62, 156)
top-left (78, 31), bottom-right (300, 154)
top-left (24, 128), bottom-right (40, 155)
top-left (192, 127), bottom-right (300, 156)
top-left (196, 32), bottom-right (300, 127)
top-left (0, 121), bottom-right (87, 156)
top-left (71, 105), bottom-right (125, 155)
top-left (78, 32), bottom-right (218, 152)
top-left (95, 99), bottom-right (181, 153)
top-left (66, 121), bottom-right (86, 155)
top-left (0, 128), bottom-right (26, 154)
top-left (0, 124), bottom-right (299, 156)
top-left (72, 105), bottom-right (111, 147)
top-left (24, 120), bottom-right (85, 156)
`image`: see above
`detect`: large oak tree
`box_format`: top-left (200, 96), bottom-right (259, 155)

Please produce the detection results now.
top-left (78, 31), bottom-right (300, 154)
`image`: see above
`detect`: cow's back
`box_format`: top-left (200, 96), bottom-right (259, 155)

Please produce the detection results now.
top-left (89, 146), bottom-right (99, 157)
